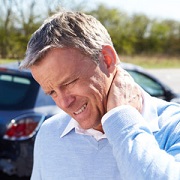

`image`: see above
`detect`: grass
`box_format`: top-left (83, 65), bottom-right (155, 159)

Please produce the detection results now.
top-left (119, 55), bottom-right (180, 69)
top-left (0, 59), bottom-right (18, 64)
top-left (1, 55), bottom-right (180, 68)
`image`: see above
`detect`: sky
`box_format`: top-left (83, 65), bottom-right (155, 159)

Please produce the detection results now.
top-left (91, 0), bottom-right (180, 21)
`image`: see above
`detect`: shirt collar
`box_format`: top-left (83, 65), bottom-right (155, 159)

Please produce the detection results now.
top-left (60, 118), bottom-right (106, 141)
top-left (60, 118), bottom-right (78, 138)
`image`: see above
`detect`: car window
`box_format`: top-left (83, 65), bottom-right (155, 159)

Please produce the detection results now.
top-left (127, 70), bottom-right (164, 97)
top-left (0, 72), bottom-right (39, 110)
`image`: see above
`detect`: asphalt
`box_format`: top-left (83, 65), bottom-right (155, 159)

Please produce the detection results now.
top-left (147, 68), bottom-right (180, 94)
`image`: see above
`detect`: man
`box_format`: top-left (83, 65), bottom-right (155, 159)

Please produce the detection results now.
top-left (20, 10), bottom-right (180, 180)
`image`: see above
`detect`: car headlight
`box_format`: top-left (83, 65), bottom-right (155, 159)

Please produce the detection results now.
top-left (3, 113), bottom-right (45, 141)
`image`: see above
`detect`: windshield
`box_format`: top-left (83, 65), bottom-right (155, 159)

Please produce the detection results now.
top-left (0, 72), bottom-right (39, 110)
top-left (127, 70), bottom-right (164, 97)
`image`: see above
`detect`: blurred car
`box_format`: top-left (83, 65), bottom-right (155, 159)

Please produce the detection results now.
top-left (0, 61), bottom-right (180, 179)
top-left (121, 62), bottom-right (180, 104)
top-left (0, 62), bottom-right (62, 179)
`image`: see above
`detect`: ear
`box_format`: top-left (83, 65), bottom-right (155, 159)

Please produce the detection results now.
top-left (101, 45), bottom-right (117, 69)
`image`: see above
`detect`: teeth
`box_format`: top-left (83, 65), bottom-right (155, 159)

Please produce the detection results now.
top-left (74, 104), bottom-right (87, 115)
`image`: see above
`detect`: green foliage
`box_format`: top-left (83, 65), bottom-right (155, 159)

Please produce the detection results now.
top-left (121, 55), bottom-right (180, 68)
top-left (1, 0), bottom-right (180, 62)
top-left (86, 4), bottom-right (180, 58)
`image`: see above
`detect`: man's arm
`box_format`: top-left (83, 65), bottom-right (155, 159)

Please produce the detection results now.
top-left (102, 105), bottom-right (180, 180)
top-left (104, 66), bottom-right (180, 179)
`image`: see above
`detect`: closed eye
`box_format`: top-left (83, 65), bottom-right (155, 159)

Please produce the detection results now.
top-left (49, 90), bottom-right (55, 95)
top-left (46, 78), bottom-right (79, 97)
top-left (63, 78), bottom-right (78, 87)
top-left (47, 90), bottom-right (57, 98)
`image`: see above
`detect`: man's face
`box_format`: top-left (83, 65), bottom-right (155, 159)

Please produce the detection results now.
top-left (31, 48), bottom-right (114, 131)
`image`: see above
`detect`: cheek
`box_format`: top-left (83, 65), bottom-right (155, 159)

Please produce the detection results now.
top-left (94, 75), bottom-right (109, 93)
top-left (72, 80), bottom-right (102, 100)
top-left (90, 83), bottom-right (104, 96)
top-left (88, 79), bottom-right (107, 102)
top-left (51, 96), bottom-right (60, 108)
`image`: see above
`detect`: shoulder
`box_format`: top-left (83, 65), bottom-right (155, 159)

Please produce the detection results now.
top-left (44, 110), bottom-right (71, 126)
top-left (38, 110), bottom-right (71, 137)
top-left (154, 97), bottom-right (180, 126)
top-left (154, 98), bottom-right (180, 138)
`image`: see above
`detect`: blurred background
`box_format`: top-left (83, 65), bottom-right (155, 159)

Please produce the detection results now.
top-left (0, 1), bottom-right (180, 179)
top-left (0, 0), bottom-right (180, 68)
top-left (1, 0), bottom-right (180, 92)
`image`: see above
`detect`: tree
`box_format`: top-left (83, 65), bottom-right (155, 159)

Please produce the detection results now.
top-left (0, 0), bottom-right (14, 58)
top-left (1, 0), bottom-right (180, 59)
top-left (130, 14), bottom-right (151, 54)
top-left (88, 4), bottom-right (135, 54)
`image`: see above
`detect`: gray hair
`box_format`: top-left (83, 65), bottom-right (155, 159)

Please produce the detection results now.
top-left (20, 10), bottom-right (113, 68)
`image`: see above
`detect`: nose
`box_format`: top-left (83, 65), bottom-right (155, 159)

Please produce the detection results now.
top-left (55, 90), bottom-right (75, 109)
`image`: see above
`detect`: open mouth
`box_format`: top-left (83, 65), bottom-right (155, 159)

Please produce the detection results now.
top-left (74, 103), bottom-right (87, 115)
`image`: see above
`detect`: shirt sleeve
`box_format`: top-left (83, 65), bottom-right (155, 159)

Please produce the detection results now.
top-left (102, 105), bottom-right (180, 180)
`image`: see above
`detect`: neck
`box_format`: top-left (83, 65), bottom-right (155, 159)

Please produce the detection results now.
top-left (93, 123), bottom-right (104, 133)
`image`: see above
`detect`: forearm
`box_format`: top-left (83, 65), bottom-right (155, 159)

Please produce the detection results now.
top-left (102, 105), bottom-right (180, 180)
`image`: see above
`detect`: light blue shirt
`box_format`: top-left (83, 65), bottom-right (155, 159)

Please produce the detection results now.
top-left (31, 92), bottom-right (180, 180)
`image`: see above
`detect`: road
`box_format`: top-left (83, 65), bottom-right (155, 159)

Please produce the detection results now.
top-left (147, 68), bottom-right (180, 94)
